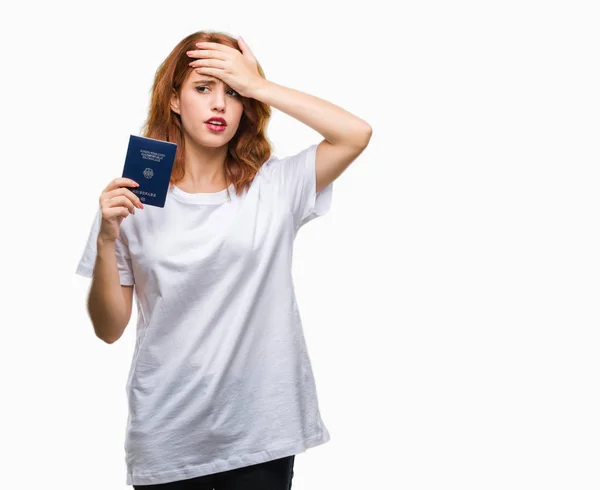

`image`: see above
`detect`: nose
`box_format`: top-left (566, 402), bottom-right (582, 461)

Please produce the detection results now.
top-left (211, 87), bottom-right (228, 112)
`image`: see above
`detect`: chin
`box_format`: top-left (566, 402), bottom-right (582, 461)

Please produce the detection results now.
top-left (199, 137), bottom-right (233, 149)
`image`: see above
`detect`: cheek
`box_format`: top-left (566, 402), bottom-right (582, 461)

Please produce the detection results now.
top-left (231, 107), bottom-right (245, 128)
top-left (180, 98), bottom-right (205, 129)
top-left (179, 98), bottom-right (194, 120)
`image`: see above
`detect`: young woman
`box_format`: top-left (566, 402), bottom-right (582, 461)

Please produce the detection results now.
top-left (76, 31), bottom-right (372, 489)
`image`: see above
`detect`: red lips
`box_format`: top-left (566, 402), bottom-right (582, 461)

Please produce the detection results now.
top-left (205, 117), bottom-right (227, 126)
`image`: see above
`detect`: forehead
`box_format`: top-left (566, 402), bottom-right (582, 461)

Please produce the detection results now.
top-left (188, 74), bottom-right (230, 88)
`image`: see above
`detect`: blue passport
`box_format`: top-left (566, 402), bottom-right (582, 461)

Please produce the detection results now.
top-left (121, 135), bottom-right (177, 208)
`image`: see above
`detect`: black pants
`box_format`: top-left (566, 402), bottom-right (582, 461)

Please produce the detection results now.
top-left (133, 455), bottom-right (295, 490)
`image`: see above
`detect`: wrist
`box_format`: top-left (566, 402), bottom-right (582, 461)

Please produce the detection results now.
top-left (97, 234), bottom-right (116, 249)
top-left (246, 77), bottom-right (271, 100)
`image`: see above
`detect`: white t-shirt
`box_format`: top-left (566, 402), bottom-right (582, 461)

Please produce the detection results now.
top-left (75, 142), bottom-right (333, 486)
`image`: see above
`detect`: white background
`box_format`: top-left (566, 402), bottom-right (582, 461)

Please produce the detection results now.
top-left (1, 1), bottom-right (599, 489)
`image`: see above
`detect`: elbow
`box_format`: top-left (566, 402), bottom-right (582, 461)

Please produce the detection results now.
top-left (94, 324), bottom-right (124, 344)
top-left (100, 335), bottom-right (117, 344)
top-left (361, 123), bottom-right (373, 145)
top-left (95, 329), bottom-right (118, 344)
top-left (89, 316), bottom-right (122, 344)
top-left (87, 302), bottom-right (126, 345)
top-left (352, 123), bottom-right (373, 149)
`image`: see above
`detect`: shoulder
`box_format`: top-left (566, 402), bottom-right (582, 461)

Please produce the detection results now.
top-left (257, 144), bottom-right (318, 181)
top-left (256, 153), bottom-right (279, 181)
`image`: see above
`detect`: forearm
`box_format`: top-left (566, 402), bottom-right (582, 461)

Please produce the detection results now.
top-left (87, 236), bottom-right (129, 344)
top-left (248, 79), bottom-right (372, 146)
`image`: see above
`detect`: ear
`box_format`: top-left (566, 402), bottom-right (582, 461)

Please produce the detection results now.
top-left (170, 89), bottom-right (180, 115)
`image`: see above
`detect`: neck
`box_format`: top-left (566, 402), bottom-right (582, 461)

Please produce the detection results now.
top-left (176, 135), bottom-right (229, 192)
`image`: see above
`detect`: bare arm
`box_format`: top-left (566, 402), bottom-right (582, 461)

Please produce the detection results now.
top-left (87, 235), bottom-right (134, 344)
top-left (247, 79), bottom-right (372, 193)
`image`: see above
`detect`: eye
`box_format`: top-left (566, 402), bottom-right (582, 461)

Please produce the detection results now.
top-left (195, 86), bottom-right (240, 98)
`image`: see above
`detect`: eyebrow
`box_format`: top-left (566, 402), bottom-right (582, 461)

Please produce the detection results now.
top-left (192, 79), bottom-right (231, 89)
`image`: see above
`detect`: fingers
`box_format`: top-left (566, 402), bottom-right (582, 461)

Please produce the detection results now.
top-left (237, 36), bottom-right (255, 60)
top-left (103, 177), bottom-right (139, 193)
top-left (189, 58), bottom-right (226, 69)
top-left (99, 178), bottom-right (145, 213)
top-left (194, 42), bottom-right (227, 51)
top-left (186, 49), bottom-right (227, 61)
top-left (102, 204), bottom-right (131, 221)
top-left (100, 193), bottom-right (135, 216)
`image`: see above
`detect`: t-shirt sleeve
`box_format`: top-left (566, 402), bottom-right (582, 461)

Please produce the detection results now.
top-left (75, 206), bottom-right (135, 286)
top-left (265, 142), bottom-right (333, 230)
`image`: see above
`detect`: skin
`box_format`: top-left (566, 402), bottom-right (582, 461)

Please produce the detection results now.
top-left (169, 71), bottom-right (245, 192)
top-left (182, 37), bottom-right (372, 196)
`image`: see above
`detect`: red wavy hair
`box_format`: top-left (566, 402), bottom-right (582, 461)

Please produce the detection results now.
top-left (139, 30), bottom-right (273, 197)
